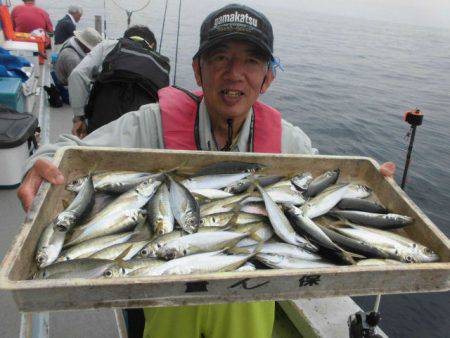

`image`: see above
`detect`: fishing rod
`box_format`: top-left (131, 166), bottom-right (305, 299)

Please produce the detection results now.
top-left (173, 0), bottom-right (182, 85)
top-left (110, 0), bottom-right (152, 28)
top-left (158, 0), bottom-right (169, 53)
top-left (349, 109), bottom-right (424, 338)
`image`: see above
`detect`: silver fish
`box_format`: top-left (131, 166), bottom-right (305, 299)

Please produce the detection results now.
top-left (291, 172), bottom-right (313, 191)
top-left (337, 198), bottom-right (388, 214)
top-left (256, 253), bottom-right (336, 269)
top-left (138, 231), bottom-right (185, 258)
top-left (302, 184), bottom-right (349, 219)
top-left (190, 189), bottom-right (234, 200)
top-left (65, 209), bottom-right (146, 246)
top-left (244, 184), bottom-right (305, 205)
top-left (306, 169), bottom-right (340, 197)
top-left (182, 172), bottom-right (251, 190)
top-left (330, 210), bottom-right (413, 229)
top-left (257, 184), bottom-right (316, 250)
top-left (235, 262), bottom-right (256, 272)
top-left (224, 175), bottom-right (283, 194)
top-left (192, 161), bottom-right (264, 177)
top-left (148, 183), bottom-right (174, 236)
top-left (35, 222), bottom-right (66, 268)
top-left (34, 258), bottom-right (123, 279)
top-left (200, 212), bottom-right (266, 228)
top-left (334, 225), bottom-right (439, 263)
top-left (169, 176), bottom-right (200, 233)
top-left (54, 175), bottom-right (95, 232)
top-left (237, 242), bottom-right (322, 261)
top-left (59, 232), bottom-right (134, 261)
top-left (356, 259), bottom-right (404, 266)
top-left (158, 231), bottom-right (248, 260)
top-left (67, 171), bottom-right (154, 194)
top-left (343, 184), bottom-right (372, 199)
top-left (89, 240), bottom-right (149, 260)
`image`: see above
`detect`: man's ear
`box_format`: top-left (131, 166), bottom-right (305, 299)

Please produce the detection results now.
top-left (260, 68), bottom-right (275, 94)
top-left (192, 58), bottom-right (202, 87)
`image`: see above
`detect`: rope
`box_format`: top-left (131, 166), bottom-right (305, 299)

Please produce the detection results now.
top-left (158, 0), bottom-right (169, 53)
top-left (173, 0), bottom-right (182, 85)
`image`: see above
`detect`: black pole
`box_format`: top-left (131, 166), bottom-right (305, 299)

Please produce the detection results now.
top-left (401, 125), bottom-right (417, 189)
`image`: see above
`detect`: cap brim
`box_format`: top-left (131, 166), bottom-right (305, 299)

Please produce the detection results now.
top-left (193, 32), bottom-right (274, 60)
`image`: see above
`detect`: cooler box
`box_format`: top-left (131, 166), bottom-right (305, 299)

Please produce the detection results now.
top-left (0, 77), bottom-right (25, 112)
top-left (0, 106), bottom-right (38, 188)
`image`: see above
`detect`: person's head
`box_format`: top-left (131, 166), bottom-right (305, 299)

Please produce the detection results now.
top-left (22, 0), bottom-right (35, 3)
top-left (74, 28), bottom-right (102, 53)
top-left (68, 5), bottom-right (83, 22)
top-left (192, 4), bottom-right (276, 121)
top-left (124, 25), bottom-right (157, 50)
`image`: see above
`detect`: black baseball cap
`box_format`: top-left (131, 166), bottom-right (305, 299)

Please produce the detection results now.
top-left (193, 4), bottom-right (274, 60)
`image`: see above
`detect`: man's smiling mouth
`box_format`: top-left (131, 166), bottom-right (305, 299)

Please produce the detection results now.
top-left (221, 89), bottom-right (244, 97)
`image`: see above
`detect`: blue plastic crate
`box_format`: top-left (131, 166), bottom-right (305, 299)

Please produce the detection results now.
top-left (0, 77), bottom-right (25, 112)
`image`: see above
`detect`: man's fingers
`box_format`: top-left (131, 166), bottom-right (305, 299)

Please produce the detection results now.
top-left (380, 162), bottom-right (396, 177)
top-left (34, 159), bottom-right (65, 185)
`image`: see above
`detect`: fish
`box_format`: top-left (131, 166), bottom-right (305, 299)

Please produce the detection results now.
top-left (35, 222), bottom-right (66, 268)
top-left (343, 184), bottom-right (372, 199)
top-left (34, 258), bottom-right (123, 279)
top-left (235, 262), bottom-right (257, 272)
top-left (88, 240), bottom-right (149, 260)
top-left (168, 176), bottom-right (200, 233)
top-left (256, 253), bottom-right (336, 269)
top-left (138, 231), bottom-right (185, 258)
top-left (182, 172), bottom-right (251, 190)
top-left (80, 193), bottom-right (116, 223)
top-left (306, 169), bottom-right (340, 197)
top-left (337, 198), bottom-right (388, 214)
top-left (66, 171), bottom-right (154, 194)
top-left (329, 210), bottom-right (413, 229)
top-left (291, 172), bottom-right (313, 191)
top-left (158, 231), bottom-right (249, 260)
top-left (224, 175), bottom-right (283, 194)
top-left (302, 184), bottom-right (349, 219)
top-left (356, 259), bottom-right (404, 266)
top-left (147, 183), bottom-right (174, 236)
top-left (243, 183), bottom-right (306, 205)
top-left (190, 189), bottom-right (234, 200)
top-left (333, 225), bottom-right (439, 263)
top-left (200, 193), bottom-right (249, 216)
top-left (104, 258), bottom-right (165, 276)
top-left (58, 232), bottom-right (135, 261)
top-left (257, 184), bottom-right (317, 251)
top-left (192, 161), bottom-right (265, 176)
top-left (53, 175), bottom-right (95, 232)
top-left (200, 212), bottom-right (266, 228)
top-left (234, 221), bottom-right (274, 247)
top-left (65, 209), bottom-right (146, 246)
top-left (236, 242), bottom-right (322, 261)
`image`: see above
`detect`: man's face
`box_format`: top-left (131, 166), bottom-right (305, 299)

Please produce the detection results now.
top-left (193, 40), bottom-right (274, 120)
top-left (73, 12), bottom-right (82, 23)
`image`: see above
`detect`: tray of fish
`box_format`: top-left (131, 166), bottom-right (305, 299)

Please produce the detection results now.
top-left (1, 147), bottom-right (449, 312)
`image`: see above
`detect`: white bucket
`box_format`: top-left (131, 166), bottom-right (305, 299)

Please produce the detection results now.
top-left (0, 142), bottom-right (29, 188)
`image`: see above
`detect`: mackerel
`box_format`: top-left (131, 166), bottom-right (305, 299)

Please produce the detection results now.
top-left (302, 184), bottom-right (349, 219)
top-left (337, 198), bottom-right (388, 214)
top-left (291, 172), bottom-right (313, 191)
top-left (36, 222), bottom-right (66, 268)
top-left (306, 169), bottom-right (340, 197)
top-left (330, 210), bottom-right (413, 229)
top-left (169, 176), bottom-right (200, 233)
top-left (256, 253), bottom-right (336, 269)
top-left (148, 183), bottom-right (174, 236)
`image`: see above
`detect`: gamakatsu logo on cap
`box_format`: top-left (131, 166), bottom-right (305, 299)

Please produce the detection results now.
top-left (214, 11), bottom-right (258, 28)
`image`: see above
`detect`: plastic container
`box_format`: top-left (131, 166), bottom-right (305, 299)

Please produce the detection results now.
top-left (0, 77), bottom-right (25, 112)
top-left (0, 106), bottom-right (38, 187)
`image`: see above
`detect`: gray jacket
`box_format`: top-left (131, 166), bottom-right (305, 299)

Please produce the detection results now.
top-left (24, 101), bottom-right (317, 175)
top-left (54, 37), bottom-right (86, 86)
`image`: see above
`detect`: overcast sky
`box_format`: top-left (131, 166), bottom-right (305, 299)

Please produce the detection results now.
top-left (271, 0), bottom-right (450, 30)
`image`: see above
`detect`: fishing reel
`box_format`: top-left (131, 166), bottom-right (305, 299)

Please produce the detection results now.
top-left (348, 310), bottom-right (382, 338)
top-left (403, 109), bottom-right (423, 127)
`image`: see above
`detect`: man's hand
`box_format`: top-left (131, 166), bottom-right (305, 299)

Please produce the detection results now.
top-left (72, 120), bottom-right (87, 139)
top-left (380, 162), bottom-right (396, 177)
top-left (17, 159), bottom-right (65, 212)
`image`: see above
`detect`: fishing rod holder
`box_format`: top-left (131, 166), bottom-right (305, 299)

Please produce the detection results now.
top-left (348, 310), bottom-right (382, 338)
top-left (403, 109), bottom-right (423, 126)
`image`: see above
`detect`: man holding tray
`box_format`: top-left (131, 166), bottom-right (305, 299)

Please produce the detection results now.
top-left (17, 4), bottom-right (394, 338)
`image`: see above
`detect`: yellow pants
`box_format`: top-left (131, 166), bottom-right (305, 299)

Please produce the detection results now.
top-left (143, 301), bottom-right (275, 338)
